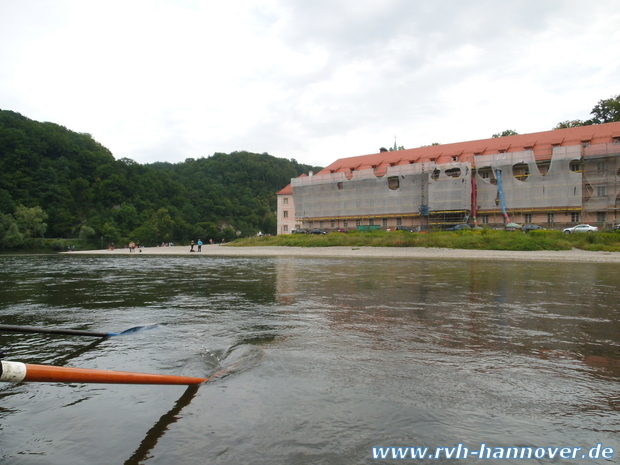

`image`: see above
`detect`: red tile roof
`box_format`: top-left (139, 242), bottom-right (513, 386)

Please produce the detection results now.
top-left (315, 121), bottom-right (620, 175)
top-left (276, 183), bottom-right (293, 195)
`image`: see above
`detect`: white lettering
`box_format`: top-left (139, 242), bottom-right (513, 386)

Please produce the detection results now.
top-left (589, 443), bottom-right (602, 459)
top-left (391, 447), bottom-right (409, 459)
top-left (371, 447), bottom-right (390, 459)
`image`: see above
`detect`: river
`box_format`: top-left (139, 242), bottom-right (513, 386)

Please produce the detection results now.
top-left (1, 254), bottom-right (619, 464)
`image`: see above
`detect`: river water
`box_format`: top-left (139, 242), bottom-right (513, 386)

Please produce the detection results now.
top-left (0, 254), bottom-right (619, 464)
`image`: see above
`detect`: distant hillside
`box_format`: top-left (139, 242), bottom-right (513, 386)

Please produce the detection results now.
top-left (0, 109), bottom-right (321, 249)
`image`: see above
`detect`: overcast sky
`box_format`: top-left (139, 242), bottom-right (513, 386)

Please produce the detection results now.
top-left (1, 1), bottom-right (619, 168)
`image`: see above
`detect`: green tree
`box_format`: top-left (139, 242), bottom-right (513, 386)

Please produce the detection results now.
top-left (151, 208), bottom-right (174, 243)
top-left (101, 222), bottom-right (121, 248)
top-left (261, 211), bottom-right (277, 235)
top-left (0, 189), bottom-right (16, 214)
top-left (590, 94), bottom-right (620, 124)
top-left (0, 213), bottom-right (23, 248)
top-left (554, 94), bottom-right (620, 129)
top-left (130, 208), bottom-right (175, 245)
top-left (14, 205), bottom-right (47, 248)
top-left (79, 225), bottom-right (96, 240)
top-left (492, 129), bottom-right (518, 138)
top-left (554, 119), bottom-right (591, 129)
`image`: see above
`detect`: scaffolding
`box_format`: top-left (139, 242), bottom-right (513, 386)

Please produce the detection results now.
top-left (474, 146), bottom-right (582, 211)
top-left (582, 142), bottom-right (620, 226)
top-left (291, 162), bottom-right (472, 222)
top-left (290, 142), bottom-right (620, 229)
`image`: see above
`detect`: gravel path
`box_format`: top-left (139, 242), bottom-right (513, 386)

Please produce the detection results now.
top-left (64, 244), bottom-right (620, 263)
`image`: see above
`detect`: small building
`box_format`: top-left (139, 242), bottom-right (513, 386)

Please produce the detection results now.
top-left (277, 122), bottom-right (620, 233)
top-left (276, 183), bottom-right (298, 234)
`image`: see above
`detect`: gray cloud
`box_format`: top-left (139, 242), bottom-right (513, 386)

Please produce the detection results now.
top-left (1, 0), bottom-right (618, 167)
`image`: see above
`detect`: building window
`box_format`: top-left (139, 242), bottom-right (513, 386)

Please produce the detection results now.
top-left (571, 212), bottom-right (580, 223)
top-left (597, 212), bottom-right (606, 223)
top-left (283, 210), bottom-right (288, 218)
top-left (337, 182), bottom-right (344, 190)
top-left (597, 161), bottom-right (607, 171)
top-left (537, 161), bottom-right (550, 175)
top-left (369, 218), bottom-right (374, 226)
top-left (396, 217), bottom-right (402, 226)
top-left (547, 213), bottom-right (555, 223)
top-left (319, 221), bottom-right (324, 229)
top-left (283, 225), bottom-right (288, 232)
top-left (355, 219), bottom-right (361, 227)
top-left (382, 218), bottom-right (388, 227)
top-left (524, 214), bottom-right (532, 223)
top-left (597, 186), bottom-right (607, 197)
top-left (570, 161), bottom-right (582, 172)
top-left (343, 220), bottom-right (348, 228)
top-left (283, 197), bottom-right (289, 205)
top-left (445, 168), bottom-right (461, 178)
top-left (387, 176), bottom-right (400, 190)
top-left (512, 163), bottom-right (530, 181)
top-left (481, 215), bottom-right (489, 224)
top-left (330, 220), bottom-right (336, 228)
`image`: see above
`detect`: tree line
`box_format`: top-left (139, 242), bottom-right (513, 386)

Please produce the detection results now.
top-left (0, 109), bottom-right (321, 250)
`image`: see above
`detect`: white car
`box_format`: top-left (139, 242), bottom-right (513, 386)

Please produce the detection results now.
top-left (562, 224), bottom-right (598, 233)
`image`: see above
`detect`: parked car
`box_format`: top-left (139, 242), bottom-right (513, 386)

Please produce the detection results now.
top-left (309, 228), bottom-right (328, 235)
top-left (292, 228), bottom-right (310, 234)
top-left (521, 224), bottom-right (545, 233)
top-left (446, 224), bottom-right (471, 231)
top-left (563, 224), bottom-right (598, 233)
top-left (395, 226), bottom-right (415, 232)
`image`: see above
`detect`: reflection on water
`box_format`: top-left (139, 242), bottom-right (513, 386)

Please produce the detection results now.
top-left (0, 254), bottom-right (619, 464)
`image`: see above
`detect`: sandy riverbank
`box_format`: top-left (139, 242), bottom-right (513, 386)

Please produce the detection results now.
top-left (63, 244), bottom-right (620, 263)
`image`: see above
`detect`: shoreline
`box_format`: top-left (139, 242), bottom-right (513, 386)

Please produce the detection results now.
top-left (62, 244), bottom-right (620, 263)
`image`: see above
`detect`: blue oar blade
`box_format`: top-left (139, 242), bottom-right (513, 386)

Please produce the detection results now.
top-left (112, 324), bottom-right (159, 336)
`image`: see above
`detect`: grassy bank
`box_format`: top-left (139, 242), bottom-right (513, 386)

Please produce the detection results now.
top-left (230, 229), bottom-right (620, 252)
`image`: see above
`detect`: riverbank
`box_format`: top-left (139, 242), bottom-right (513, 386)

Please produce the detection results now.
top-left (63, 244), bottom-right (620, 263)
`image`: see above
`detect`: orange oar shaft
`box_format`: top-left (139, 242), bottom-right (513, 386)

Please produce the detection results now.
top-left (0, 361), bottom-right (208, 385)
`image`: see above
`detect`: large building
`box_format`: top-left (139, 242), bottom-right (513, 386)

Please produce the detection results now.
top-left (277, 122), bottom-right (620, 234)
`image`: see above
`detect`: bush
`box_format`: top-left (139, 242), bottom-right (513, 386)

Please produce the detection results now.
top-left (49, 240), bottom-right (67, 251)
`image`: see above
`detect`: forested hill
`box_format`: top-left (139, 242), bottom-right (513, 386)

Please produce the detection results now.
top-left (0, 109), bottom-right (321, 248)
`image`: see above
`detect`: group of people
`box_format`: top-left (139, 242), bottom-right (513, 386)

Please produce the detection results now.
top-left (128, 241), bottom-right (141, 252)
top-left (189, 238), bottom-right (218, 252)
top-left (189, 240), bottom-right (202, 252)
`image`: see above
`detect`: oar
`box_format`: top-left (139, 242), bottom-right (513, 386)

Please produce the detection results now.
top-left (0, 360), bottom-right (208, 385)
top-left (0, 324), bottom-right (150, 338)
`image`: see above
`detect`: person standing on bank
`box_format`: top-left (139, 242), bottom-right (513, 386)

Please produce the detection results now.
top-left (197, 239), bottom-right (202, 252)
top-left (190, 240), bottom-right (195, 252)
